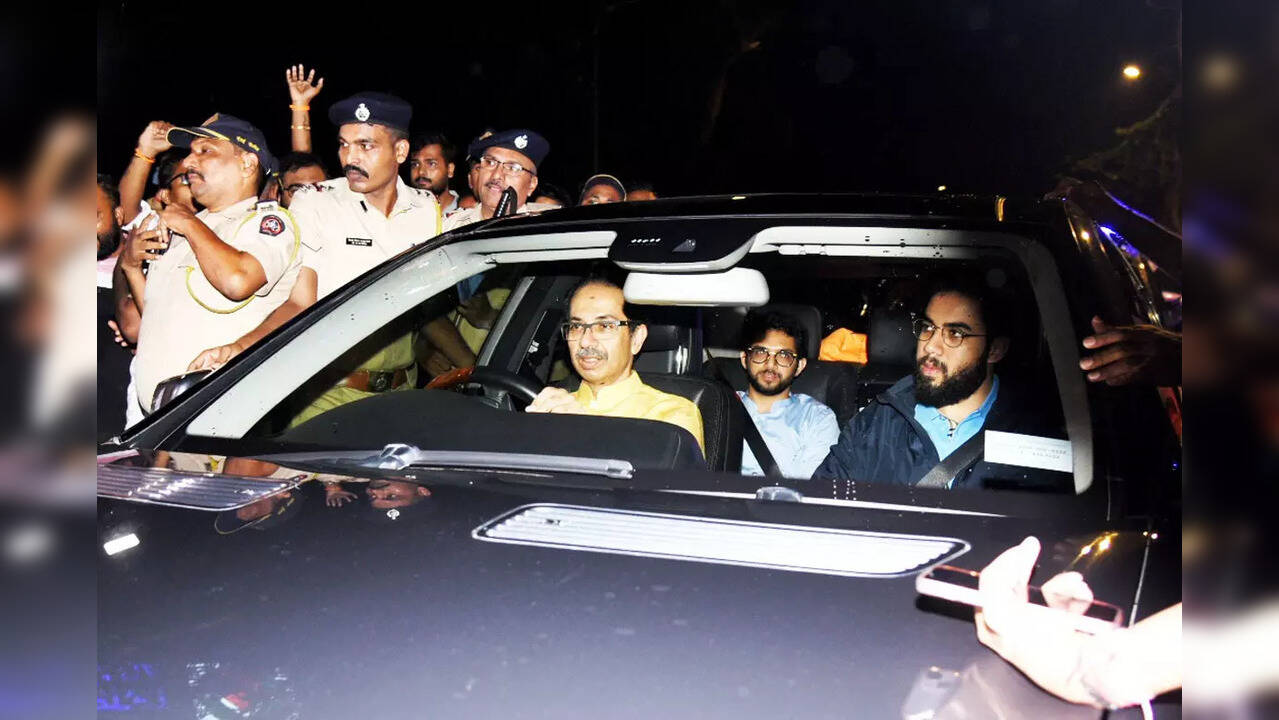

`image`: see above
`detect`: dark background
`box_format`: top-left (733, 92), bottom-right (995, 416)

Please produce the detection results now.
top-left (97, 0), bottom-right (1178, 200)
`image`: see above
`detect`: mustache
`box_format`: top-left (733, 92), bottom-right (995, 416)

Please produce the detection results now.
top-left (575, 347), bottom-right (606, 360)
top-left (343, 165), bottom-right (369, 178)
top-left (918, 356), bottom-right (947, 374)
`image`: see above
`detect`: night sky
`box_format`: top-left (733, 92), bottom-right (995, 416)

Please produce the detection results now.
top-left (97, 0), bottom-right (1179, 200)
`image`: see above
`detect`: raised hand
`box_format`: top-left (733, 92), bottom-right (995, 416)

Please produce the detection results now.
top-left (136, 121), bottom-right (173, 158)
top-left (285, 64), bottom-right (325, 105)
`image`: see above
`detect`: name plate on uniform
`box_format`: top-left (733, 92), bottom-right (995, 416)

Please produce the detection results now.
top-left (345, 237), bottom-right (373, 247)
top-left (984, 430), bottom-right (1073, 473)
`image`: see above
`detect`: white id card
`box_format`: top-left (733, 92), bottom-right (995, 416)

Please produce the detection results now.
top-left (984, 430), bottom-right (1073, 473)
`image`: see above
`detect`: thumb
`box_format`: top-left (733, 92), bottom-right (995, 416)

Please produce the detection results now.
top-left (1090, 316), bottom-right (1110, 333)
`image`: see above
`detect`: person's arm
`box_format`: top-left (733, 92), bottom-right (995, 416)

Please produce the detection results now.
top-left (976, 537), bottom-right (1182, 708)
top-left (795, 404), bottom-right (842, 478)
top-left (121, 122), bottom-right (173, 226)
top-left (116, 222), bottom-right (169, 316)
top-left (285, 64), bottom-right (324, 153)
top-left (158, 205), bottom-right (267, 301)
top-left (810, 410), bottom-right (867, 480)
top-left (111, 261), bottom-right (141, 344)
top-left (1080, 315), bottom-right (1181, 386)
top-left (188, 267), bottom-right (317, 371)
top-left (421, 316), bottom-right (477, 368)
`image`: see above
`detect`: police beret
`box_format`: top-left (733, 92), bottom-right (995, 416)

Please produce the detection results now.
top-left (467, 129), bottom-right (550, 171)
top-left (168, 113), bottom-right (278, 175)
top-left (328, 92), bottom-right (412, 132)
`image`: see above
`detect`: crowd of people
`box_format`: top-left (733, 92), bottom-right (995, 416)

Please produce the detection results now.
top-left (94, 66), bottom-right (662, 438)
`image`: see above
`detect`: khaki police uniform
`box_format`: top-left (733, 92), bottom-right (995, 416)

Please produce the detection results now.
top-left (441, 201), bottom-right (559, 233)
top-left (285, 176), bottom-right (443, 426)
top-left (134, 196), bottom-right (301, 413)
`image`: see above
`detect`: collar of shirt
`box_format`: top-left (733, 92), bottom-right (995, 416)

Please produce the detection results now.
top-left (737, 391), bottom-right (797, 418)
top-left (913, 374), bottom-right (1000, 459)
top-left (196, 195), bottom-right (257, 225)
top-left (574, 370), bottom-right (645, 410)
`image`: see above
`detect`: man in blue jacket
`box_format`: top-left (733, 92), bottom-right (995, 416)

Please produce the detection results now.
top-left (813, 275), bottom-right (1071, 491)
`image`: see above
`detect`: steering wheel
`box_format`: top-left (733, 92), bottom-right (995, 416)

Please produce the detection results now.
top-left (425, 366), bottom-right (543, 405)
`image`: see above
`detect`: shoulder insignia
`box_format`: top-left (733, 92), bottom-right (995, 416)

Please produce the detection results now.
top-left (259, 215), bottom-right (286, 236)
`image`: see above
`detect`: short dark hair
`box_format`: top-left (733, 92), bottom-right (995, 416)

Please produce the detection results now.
top-left (154, 149), bottom-right (186, 187)
top-left (389, 126), bottom-right (409, 144)
top-left (532, 181), bottom-right (571, 206)
top-left (278, 151), bottom-right (329, 178)
top-left (628, 179), bottom-right (656, 194)
top-left (410, 132), bottom-right (456, 163)
top-left (741, 310), bottom-right (809, 359)
top-left (921, 272), bottom-right (1013, 340)
top-left (96, 173), bottom-right (119, 208)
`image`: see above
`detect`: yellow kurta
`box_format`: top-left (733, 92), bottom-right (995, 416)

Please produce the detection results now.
top-left (571, 371), bottom-right (705, 455)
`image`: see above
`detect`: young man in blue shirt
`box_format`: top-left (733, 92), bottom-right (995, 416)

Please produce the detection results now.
top-left (737, 311), bottom-right (840, 478)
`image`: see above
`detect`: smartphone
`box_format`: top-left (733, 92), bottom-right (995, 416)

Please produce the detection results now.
top-left (916, 564), bottom-right (1124, 634)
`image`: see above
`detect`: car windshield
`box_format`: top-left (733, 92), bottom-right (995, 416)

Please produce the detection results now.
top-left (168, 218), bottom-right (1094, 501)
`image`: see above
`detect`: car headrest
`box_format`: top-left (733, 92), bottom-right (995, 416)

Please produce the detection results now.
top-left (868, 307), bottom-right (916, 365)
top-left (639, 323), bottom-right (684, 353)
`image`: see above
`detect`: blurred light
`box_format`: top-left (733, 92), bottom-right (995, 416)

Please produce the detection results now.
top-left (731, 195), bottom-right (746, 200)
top-left (5, 523), bottom-right (53, 564)
top-left (103, 533), bottom-right (140, 556)
top-left (1150, 532), bottom-right (1159, 540)
top-left (937, 185), bottom-right (947, 192)
top-left (1122, 64), bottom-right (1142, 80)
top-left (1079, 229), bottom-right (1091, 241)
top-left (1200, 53), bottom-right (1240, 91)
top-left (1098, 535), bottom-right (1113, 552)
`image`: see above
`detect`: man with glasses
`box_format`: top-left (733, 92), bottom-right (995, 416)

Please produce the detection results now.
top-left (814, 275), bottom-right (1069, 490)
top-left (525, 278), bottom-right (705, 455)
top-left (274, 152), bottom-right (328, 208)
top-left (737, 310), bottom-right (839, 478)
top-left (443, 129), bottom-right (559, 231)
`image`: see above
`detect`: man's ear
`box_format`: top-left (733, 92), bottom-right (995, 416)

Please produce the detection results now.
top-left (795, 357), bottom-right (808, 376)
top-left (739, 351), bottom-right (748, 370)
top-left (155, 188), bottom-right (170, 206)
top-left (415, 485), bottom-right (431, 497)
top-left (988, 337), bottom-right (1010, 364)
top-left (395, 138), bottom-right (411, 164)
top-left (527, 174), bottom-right (539, 198)
top-left (629, 323), bottom-right (648, 355)
top-left (446, 162), bottom-right (455, 180)
top-left (241, 152), bottom-right (260, 180)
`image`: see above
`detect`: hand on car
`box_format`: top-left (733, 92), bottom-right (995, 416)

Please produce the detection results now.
top-left (526, 387), bottom-right (587, 414)
top-left (188, 341), bottom-right (244, 372)
top-left (324, 483), bottom-right (357, 507)
top-left (1080, 316), bottom-right (1181, 387)
top-left (457, 293), bottom-right (499, 329)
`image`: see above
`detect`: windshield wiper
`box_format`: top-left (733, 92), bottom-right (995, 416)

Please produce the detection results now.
top-left (259, 443), bottom-right (635, 483)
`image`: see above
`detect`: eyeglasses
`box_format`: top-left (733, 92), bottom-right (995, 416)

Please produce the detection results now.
top-left (560, 319), bottom-right (637, 340)
top-left (745, 346), bottom-right (799, 367)
top-left (477, 154), bottom-right (535, 177)
top-left (912, 318), bottom-right (987, 348)
top-left (166, 173), bottom-right (190, 187)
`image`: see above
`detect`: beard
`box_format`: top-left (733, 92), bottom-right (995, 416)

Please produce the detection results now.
top-left (97, 224), bottom-right (121, 260)
top-left (746, 365), bottom-right (795, 396)
top-left (913, 347), bottom-right (990, 408)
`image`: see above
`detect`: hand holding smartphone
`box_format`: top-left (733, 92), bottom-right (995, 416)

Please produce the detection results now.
top-left (916, 564), bottom-right (1124, 635)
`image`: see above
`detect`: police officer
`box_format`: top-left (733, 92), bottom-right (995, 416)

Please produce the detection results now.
top-left (119, 114), bottom-right (301, 417)
top-left (443, 129), bottom-right (559, 231)
top-left (245, 92), bottom-right (445, 424)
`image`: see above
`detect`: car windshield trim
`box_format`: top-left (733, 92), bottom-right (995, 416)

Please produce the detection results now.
top-left (263, 445), bottom-right (635, 481)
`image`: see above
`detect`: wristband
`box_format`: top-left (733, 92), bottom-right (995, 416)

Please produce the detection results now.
top-left (289, 104), bottom-right (310, 112)
top-left (133, 149), bottom-right (155, 163)
top-left (290, 125), bottom-right (311, 130)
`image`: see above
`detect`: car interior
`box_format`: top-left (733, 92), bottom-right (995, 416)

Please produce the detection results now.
top-left (253, 248), bottom-right (1070, 491)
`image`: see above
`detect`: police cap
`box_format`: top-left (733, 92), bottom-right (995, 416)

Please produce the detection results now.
top-left (467, 129), bottom-right (550, 171)
top-left (328, 92), bottom-right (412, 132)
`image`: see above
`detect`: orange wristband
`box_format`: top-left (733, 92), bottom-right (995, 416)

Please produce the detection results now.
top-left (133, 149), bottom-right (155, 163)
top-left (289, 104), bottom-right (310, 112)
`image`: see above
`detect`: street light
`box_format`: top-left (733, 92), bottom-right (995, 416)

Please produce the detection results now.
top-left (1122, 64), bottom-right (1142, 80)
top-left (936, 185), bottom-right (947, 192)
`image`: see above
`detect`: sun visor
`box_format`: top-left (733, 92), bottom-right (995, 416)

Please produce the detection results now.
top-left (624, 267), bottom-right (769, 307)
top-left (609, 221), bottom-right (758, 273)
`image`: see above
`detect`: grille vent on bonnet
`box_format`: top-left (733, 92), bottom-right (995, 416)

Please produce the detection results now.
top-left (474, 504), bottom-right (968, 577)
top-left (98, 464), bottom-right (301, 511)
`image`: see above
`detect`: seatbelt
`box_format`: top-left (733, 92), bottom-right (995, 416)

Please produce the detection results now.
top-left (705, 361), bottom-right (784, 478)
top-left (916, 431), bottom-right (985, 489)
